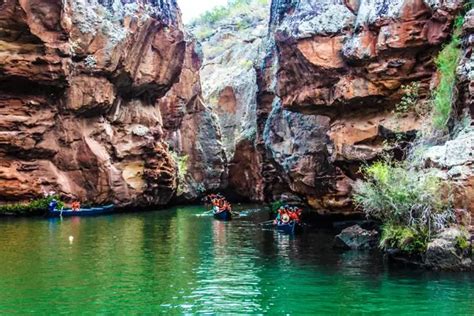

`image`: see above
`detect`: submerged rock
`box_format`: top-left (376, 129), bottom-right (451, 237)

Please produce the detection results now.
top-left (334, 224), bottom-right (379, 250)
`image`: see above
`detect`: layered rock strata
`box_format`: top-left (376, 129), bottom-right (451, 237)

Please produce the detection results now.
top-left (258, 0), bottom-right (466, 214)
top-left (0, 0), bottom-right (186, 206)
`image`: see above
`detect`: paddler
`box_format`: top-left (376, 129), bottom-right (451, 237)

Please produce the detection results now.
top-left (48, 199), bottom-right (58, 212)
top-left (71, 201), bottom-right (81, 212)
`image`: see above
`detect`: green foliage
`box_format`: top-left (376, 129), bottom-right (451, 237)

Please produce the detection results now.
top-left (394, 82), bottom-right (420, 116)
top-left (171, 152), bottom-right (189, 195)
top-left (0, 195), bottom-right (64, 216)
top-left (353, 158), bottom-right (454, 254)
top-left (195, 27), bottom-right (215, 40)
top-left (189, 0), bottom-right (269, 40)
top-left (270, 200), bottom-right (283, 214)
top-left (455, 234), bottom-right (470, 251)
top-left (239, 59), bottom-right (254, 70)
top-left (380, 223), bottom-right (429, 254)
top-left (354, 159), bottom-right (451, 226)
top-left (205, 45), bottom-right (226, 58)
top-left (432, 15), bottom-right (463, 130)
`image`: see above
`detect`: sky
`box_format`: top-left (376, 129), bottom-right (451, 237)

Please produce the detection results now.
top-left (177, 0), bottom-right (228, 23)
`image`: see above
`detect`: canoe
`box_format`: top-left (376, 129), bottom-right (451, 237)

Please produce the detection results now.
top-left (213, 208), bottom-right (232, 221)
top-left (277, 221), bottom-right (301, 234)
top-left (47, 204), bottom-right (115, 217)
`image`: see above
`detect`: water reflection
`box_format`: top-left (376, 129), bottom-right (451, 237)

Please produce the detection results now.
top-left (183, 214), bottom-right (262, 313)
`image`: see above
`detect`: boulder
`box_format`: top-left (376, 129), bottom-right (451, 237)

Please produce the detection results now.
top-left (425, 227), bottom-right (473, 271)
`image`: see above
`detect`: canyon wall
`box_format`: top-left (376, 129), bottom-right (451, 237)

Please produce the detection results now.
top-left (0, 0), bottom-right (471, 214)
top-left (157, 40), bottom-right (227, 202)
top-left (256, 0), bottom-right (469, 214)
top-left (0, 0), bottom-right (194, 206)
top-left (189, 1), bottom-right (269, 200)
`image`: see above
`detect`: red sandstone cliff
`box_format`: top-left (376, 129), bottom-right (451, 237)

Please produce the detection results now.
top-left (257, 0), bottom-right (468, 214)
top-left (0, 0), bottom-right (187, 206)
top-left (1, 0), bottom-right (472, 214)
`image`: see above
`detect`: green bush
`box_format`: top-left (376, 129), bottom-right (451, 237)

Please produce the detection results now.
top-left (432, 15), bottom-right (463, 130)
top-left (0, 195), bottom-right (64, 215)
top-left (394, 82), bottom-right (420, 116)
top-left (380, 223), bottom-right (429, 254)
top-left (455, 234), bottom-right (470, 251)
top-left (354, 160), bottom-right (452, 227)
top-left (353, 158), bottom-right (454, 253)
top-left (195, 27), bottom-right (215, 41)
top-left (270, 200), bottom-right (283, 214)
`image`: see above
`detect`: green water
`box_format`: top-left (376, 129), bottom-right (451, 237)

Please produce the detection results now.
top-left (0, 205), bottom-right (473, 315)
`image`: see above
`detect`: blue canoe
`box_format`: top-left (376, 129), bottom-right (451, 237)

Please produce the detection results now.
top-left (277, 221), bottom-right (301, 234)
top-left (47, 204), bottom-right (115, 217)
top-left (213, 209), bottom-right (232, 221)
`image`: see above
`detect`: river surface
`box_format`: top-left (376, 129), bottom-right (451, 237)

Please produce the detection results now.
top-left (0, 205), bottom-right (473, 314)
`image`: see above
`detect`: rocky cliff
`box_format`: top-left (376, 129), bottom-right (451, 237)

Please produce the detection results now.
top-left (1, 0), bottom-right (472, 215)
top-left (188, 0), bottom-right (269, 200)
top-left (0, 0), bottom-right (190, 206)
top-left (157, 40), bottom-right (227, 202)
top-left (256, 0), bottom-right (469, 215)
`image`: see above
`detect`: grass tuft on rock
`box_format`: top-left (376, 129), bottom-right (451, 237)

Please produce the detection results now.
top-left (171, 152), bottom-right (189, 195)
top-left (432, 15), bottom-right (463, 130)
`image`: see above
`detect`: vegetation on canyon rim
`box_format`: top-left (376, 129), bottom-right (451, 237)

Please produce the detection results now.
top-left (188, 0), bottom-right (269, 40)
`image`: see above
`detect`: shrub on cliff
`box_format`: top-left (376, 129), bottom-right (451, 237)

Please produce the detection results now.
top-left (171, 152), bottom-right (189, 196)
top-left (353, 159), bottom-right (454, 253)
top-left (0, 196), bottom-right (64, 216)
top-left (432, 15), bottom-right (463, 130)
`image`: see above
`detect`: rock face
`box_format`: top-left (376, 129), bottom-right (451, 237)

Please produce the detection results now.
top-left (334, 224), bottom-right (379, 250)
top-left (1, 0), bottom-right (472, 214)
top-left (158, 40), bottom-right (227, 201)
top-left (0, 0), bottom-right (187, 206)
top-left (423, 128), bottom-right (474, 214)
top-left (458, 8), bottom-right (474, 119)
top-left (256, 0), bottom-right (465, 214)
top-left (189, 1), bottom-right (269, 200)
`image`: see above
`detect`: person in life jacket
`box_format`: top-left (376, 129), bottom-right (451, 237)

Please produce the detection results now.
top-left (289, 209), bottom-right (299, 222)
top-left (71, 201), bottom-right (81, 212)
top-left (276, 206), bottom-right (288, 224)
top-left (48, 199), bottom-right (58, 212)
top-left (211, 199), bottom-right (220, 213)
